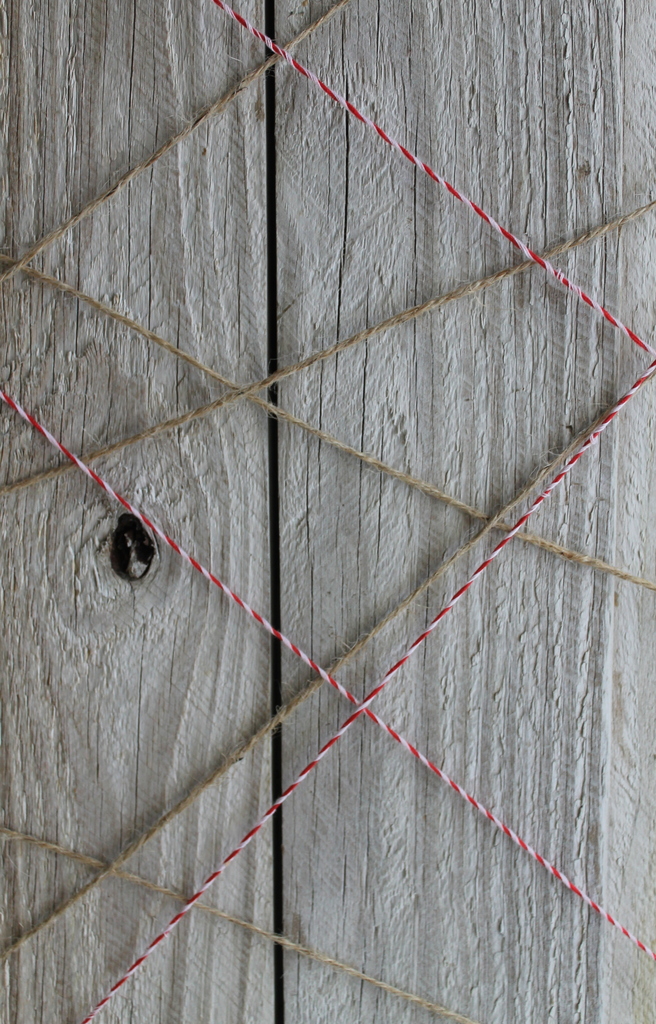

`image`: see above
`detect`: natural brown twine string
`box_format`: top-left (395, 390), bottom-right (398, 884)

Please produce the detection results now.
top-left (1, 0), bottom-right (650, 1002)
top-left (3, 196), bottom-right (655, 416)
top-left (3, 203), bottom-right (656, 595)
top-left (0, 827), bottom-right (478, 1024)
top-left (2, 382), bottom-right (654, 593)
top-left (2, 3), bottom-right (654, 978)
top-left (0, 0), bottom-right (352, 288)
top-left (0, 378), bottom-right (640, 964)
top-left (2, 385), bottom-right (654, 595)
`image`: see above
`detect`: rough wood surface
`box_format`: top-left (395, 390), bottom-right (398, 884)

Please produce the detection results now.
top-left (1, 1), bottom-right (656, 1022)
top-left (275, 2), bottom-right (656, 1023)
top-left (1, 1), bottom-right (274, 1021)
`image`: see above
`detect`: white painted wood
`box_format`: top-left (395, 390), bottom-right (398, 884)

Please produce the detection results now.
top-left (0, 1), bottom-right (274, 1022)
top-left (275, 2), bottom-right (656, 1023)
top-left (2, 0), bottom-right (656, 1022)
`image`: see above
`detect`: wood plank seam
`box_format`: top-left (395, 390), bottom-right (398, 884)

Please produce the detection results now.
top-left (214, 0), bottom-right (656, 357)
top-left (4, 336), bottom-right (656, 1015)
top-left (1, 353), bottom-right (640, 967)
top-left (262, 2), bottom-right (285, 1013)
top-left (0, 0), bottom-right (353, 287)
top-left (0, 826), bottom-right (480, 1024)
top-left (3, 206), bottom-right (656, 595)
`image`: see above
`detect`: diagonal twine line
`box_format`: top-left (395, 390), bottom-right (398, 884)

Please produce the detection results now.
top-left (67, 345), bottom-right (656, 1017)
top-left (2, 385), bottom-right (654, 595)
top-left (1, 0), bottom-right (650, 1002)
top-left (1, 369), bottom-right (647, 965)
top-left (1, 1), bottom-right (654, 984)
top-left (216, 0), bottom-right (656, 358)
top-left (0, 0), bottom-right (352, 287)
top-left (3, 202), bottom-right (656, 594)
top-left (0, 826), bottom-right (479, 1024)
top-left (3, 198), bottom-right (655, 414)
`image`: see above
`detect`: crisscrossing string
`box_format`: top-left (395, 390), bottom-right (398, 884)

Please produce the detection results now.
top-left (2, 1), bottom-right (655, 1021)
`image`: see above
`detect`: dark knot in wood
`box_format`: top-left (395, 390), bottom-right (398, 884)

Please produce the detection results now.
top-left (110, 513), bottom-right (156, 581)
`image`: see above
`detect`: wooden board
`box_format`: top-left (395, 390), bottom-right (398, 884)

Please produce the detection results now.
top-left (1, 1), bottom-right (274, 1021)
top-left (2, 0), bottom-right (656, 1022)
top-left (274, 2), bottom-right (656, 1022)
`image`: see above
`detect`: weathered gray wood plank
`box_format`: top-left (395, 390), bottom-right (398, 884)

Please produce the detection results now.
top-left (3, 0), bottom-right (656, 1021)
top-left (0, 1), bottom-right (274, 1021)
top-left (603, 3), bottom-right (656, 1019)
top-left (275, 1), bottom-right (656, 1022)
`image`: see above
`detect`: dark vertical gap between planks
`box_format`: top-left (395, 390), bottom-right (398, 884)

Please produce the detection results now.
top-left (265, 1), bottom-right (285, 1021)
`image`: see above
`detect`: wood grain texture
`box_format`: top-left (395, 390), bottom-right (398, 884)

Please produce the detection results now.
top-left (0, 1), bottom-right (274, 1021)
top-left (274, 1), bottom-right (656, 1022)
top-left (604, 2), bottom-right (656, 1020)
top-left (2, 0), bottom-right (656, 1022)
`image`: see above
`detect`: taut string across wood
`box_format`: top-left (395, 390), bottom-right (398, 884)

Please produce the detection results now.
top-left (3, 2), bottom-right (656, 1021)
top-left (0, 825), bottom-right (481, 1024)
top-left (4, 317), bottom-right (656, 1016)
top-left (215, 0), bottom-right (655, 357)
top-left (5, 334), bottom-right (656, 974)
top-left (0, 0), bottom-right (352, 289)
top-left (3, 204), bottom-right (656, 598)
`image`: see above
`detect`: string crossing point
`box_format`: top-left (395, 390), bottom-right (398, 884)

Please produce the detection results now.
top-left (213, 0), bottom-right (655, 358)
top-left (4, 352), bottom-right (656, 1022)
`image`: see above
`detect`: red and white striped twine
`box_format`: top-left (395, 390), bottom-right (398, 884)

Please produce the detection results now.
top-left (2, 7), bottom-right (652, 1022)
top-left (213, 0), bottom-right (655, 359)
top-left (4, 357), bottom-right (656, 1022)
top-left (0, 392), bottom-right (357, 700)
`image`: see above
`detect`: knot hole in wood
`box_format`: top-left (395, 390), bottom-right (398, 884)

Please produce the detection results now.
top-left (110, 513), bottom-right (156, 581)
